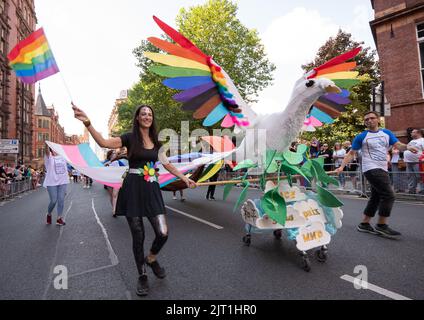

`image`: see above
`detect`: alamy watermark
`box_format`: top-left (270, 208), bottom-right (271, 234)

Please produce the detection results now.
top-left (157, 121), bottom-right (268, 165)
top-left (53, 265), bottom-right (68, 290)
top-left (353, 265), bottom-right (368, 290)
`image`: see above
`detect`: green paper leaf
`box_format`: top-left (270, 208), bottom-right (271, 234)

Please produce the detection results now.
top-left (234, 182), bottom-right (250, 212)
top-left (223, 183), bottom-right (236, 201)
top-left (283, 151), bottom-right (303, 165)
top-left (296, 144), bottom-right (308, 155)
top-left (265, 150), bottom-right (277, 173)
top-left (280, 162), bottom-right (311, 184)
top-left (274, 152), bottom-right (285, 161)
top-left (316, 184), bottom-right (344, 208)
top-left (260, 187), bottom-right (287, 226)
top-left (266, 161), bottom-right (278, 174)
top-left (310, 159), bottom-right (339, 186)
top-left (314, 157), bottom-right (325, 167)
top-left (233, 159), bottom-right (256, 171)
top-left (301, 160), bottom-right (313, 179)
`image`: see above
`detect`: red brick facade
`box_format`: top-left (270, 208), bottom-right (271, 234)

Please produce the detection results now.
top-left (0, 0), bottom-right (36, 166)
top-left (32, 89), bottom-right (80, 169)
top-left (370, 0), bottom-right (424, 140)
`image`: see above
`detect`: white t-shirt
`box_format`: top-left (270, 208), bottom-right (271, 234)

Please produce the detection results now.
top-left (352, 129), bottom-right (398, 173)
top-left (390, 152), bottom-right (400, 164)
top-left (333, 149), bottom-right (346, 168)
top-left (404, 138), bottom-right (424, 163)
top-left (43, 155), bottom-right (70, 187)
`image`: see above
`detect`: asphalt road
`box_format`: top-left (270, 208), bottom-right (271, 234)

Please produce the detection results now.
top-left (0, 181), bottom-right (423, 300)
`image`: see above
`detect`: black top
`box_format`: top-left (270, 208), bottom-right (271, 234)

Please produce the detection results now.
top-left (318, 149), bottom-right (333, 166)
top-left (116, 132), bottom-right (166, 218)
top-left (120, 132), bottom-right (159, 169)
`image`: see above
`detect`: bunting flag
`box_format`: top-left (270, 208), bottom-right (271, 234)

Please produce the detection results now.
top-left (7, 28), bottom-right (59, 84)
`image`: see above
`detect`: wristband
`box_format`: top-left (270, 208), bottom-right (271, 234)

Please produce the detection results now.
top-left (83, 119), bottom-right (91, 127)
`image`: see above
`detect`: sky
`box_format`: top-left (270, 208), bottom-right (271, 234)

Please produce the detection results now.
top-left (34, 0), bottom-right (376, 137)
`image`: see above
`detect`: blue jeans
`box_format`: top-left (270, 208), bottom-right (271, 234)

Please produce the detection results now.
top-left (406, 163), bottom-right (421, 193)
top-left (47, 185), bottom-right (67, 217)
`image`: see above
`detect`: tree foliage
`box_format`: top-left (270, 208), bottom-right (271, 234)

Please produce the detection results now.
top-left (117, 0), bottom-right (275, 135)
top-left (301, 29), bottom-right (380, 146)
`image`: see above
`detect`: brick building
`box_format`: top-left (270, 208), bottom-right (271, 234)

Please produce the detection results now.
top-left (65, 134), bottom-right (80, 145)
top-left (32, 87), bottom-right (68, 169)
top-left (370, 0), bottom-right (424, 141)
top-left (0, 0), bottom-right (36, 165)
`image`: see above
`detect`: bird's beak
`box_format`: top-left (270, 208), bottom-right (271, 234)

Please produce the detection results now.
top-left (325, 85), bottom-right (342, 94)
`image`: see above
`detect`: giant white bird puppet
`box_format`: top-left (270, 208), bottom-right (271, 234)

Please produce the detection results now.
top-left (144, 16), bottom-right (362, 164)
top-left (46, 16), bottom-right (361, 197)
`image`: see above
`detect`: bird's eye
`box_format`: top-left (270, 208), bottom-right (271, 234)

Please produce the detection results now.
top-left (306, 80), bottom-right (315, 88)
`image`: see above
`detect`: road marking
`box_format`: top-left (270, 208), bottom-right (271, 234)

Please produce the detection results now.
top-left (91, 198), bottom-right (119, 266)
top-left (42, 201), bottom-right (73, 300)
top-left (340, 275), bottom-right (412, 300)
top-left (67, 199), bottom-right (119, 280)
top-left (165, 205), bottom-right (224, 230)
top-left (69, 264), bottom-right (116, 279)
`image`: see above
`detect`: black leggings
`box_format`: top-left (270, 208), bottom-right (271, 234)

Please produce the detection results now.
top-left (126, 215), bottom-right (168, 275)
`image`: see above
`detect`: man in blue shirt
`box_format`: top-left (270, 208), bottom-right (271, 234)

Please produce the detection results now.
top-left (336, 111), bottom-right (418, 238)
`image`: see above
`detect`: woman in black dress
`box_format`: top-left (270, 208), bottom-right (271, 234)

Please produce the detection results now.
top-left (72, 104), bottom-right (196, 296)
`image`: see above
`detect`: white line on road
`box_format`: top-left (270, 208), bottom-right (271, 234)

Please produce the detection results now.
top-left (165, 205), bottom-right (224, 230)
top-left (91, 198), bottom-right (119, 266)
top-left (340, 275), bottom-right (412, 300)
top-left (42, 201), bottom-right (73, 300)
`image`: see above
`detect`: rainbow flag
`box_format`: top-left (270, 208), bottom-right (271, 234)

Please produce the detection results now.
top-left (7, 28), bottom-right (59, 84)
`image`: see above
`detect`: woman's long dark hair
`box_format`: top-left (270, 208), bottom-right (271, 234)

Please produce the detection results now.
top-left (129, 105), bottom-right (162, 158)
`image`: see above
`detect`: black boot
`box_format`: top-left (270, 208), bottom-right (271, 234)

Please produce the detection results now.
top-left (136, 275), bottom-right (149, 296)
top-left (146, 257), bottom-right (166, 279)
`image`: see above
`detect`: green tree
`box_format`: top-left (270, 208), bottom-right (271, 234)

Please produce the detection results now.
top-left (117, 0), bottom-right (275, 134)
top-left (301, 29), bottom-right (379, 146)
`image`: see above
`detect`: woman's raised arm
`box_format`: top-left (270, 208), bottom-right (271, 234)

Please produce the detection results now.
top-left (72, 103), bottom-right (123, 149)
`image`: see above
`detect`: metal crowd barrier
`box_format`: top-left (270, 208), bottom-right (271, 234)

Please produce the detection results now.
top-left (0, 178), bottom-right (34, 201)
top-left (219, 164), bottom-right (424, 200)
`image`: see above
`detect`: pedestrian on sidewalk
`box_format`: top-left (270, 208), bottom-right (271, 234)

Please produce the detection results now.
top-left (336, 111), bottom-right (418, 238)
top-left (43, 146), bottom-right (69, 226)
top-left (404, 128), bottom-right (424, 194)
top-left (105, 150), bottom-right (121, 217)
top-left (72, 103), bottom-right (196, 297)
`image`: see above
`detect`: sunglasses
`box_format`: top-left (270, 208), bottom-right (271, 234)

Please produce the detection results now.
top-left (364, 117), bottom-right (378, 122)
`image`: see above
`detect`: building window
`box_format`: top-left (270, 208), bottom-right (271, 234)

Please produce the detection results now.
top-left (417, 23), bottom-right (424, 97)
top-left (0, 0), bottom-right (5, 15)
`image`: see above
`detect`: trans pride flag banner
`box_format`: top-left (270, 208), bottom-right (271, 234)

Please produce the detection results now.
top-left (8, 28), bottom-right (59, 84)
top-left (46, 141), bottom-right (234, 189)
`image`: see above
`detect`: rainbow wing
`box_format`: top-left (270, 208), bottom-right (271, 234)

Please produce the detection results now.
top-left (144, 16), bottom-right (252, 129)
top-left (304, 47), bottom-right (362, 129)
